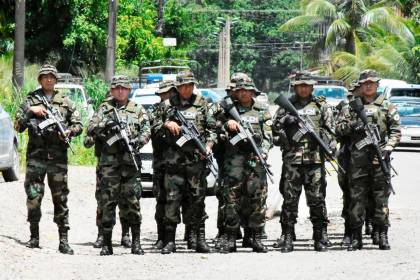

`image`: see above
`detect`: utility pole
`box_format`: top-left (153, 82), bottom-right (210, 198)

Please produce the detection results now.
top-left (156, 0), bottom-right (165, 36)
top-left (105, 0), bottom-right (118, 82)
top-left (13, 0), bottom-right (25, 97)
top-left (217, 17), bottom-right (231, 89)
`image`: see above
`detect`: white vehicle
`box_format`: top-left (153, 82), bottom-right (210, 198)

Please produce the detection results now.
top-left (378, 79), bottom-right (409, 98)
top-left (0, 104), bottom-right (19, 182)
top-left (131, 89), bottom-right (217, 196)
top-left (313, 85), bottom-right (348, 107)
top-left (389, 84), bottom-right (420, 146)
top-left (54, 83), bottom-right (94, 121)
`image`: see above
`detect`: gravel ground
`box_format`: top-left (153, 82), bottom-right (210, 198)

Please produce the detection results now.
top-left (1, 148), bottom-right (419, 280)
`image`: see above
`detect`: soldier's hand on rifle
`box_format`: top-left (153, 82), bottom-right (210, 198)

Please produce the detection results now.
top-left (58, 129), bottom-right (72, 141)
top-left (351, 120), bottom-right (364, 132)
top-left (165, 121), bottom-right (181, 136)
top-left (227, 120), bottom-right (240, 132)
top-left (284, 114), bottom-right (298, 125)
top-left (30, 106), bottom-right (47, 117)
top-left (382, 146), bottom-right (393, 160)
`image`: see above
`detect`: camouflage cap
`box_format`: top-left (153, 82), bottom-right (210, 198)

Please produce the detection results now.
top-left (348, 80), bottom-right (360, 92)
top-left (110, 75), bottom-right (132, 89)
top-left (226, 72), bottom-right (250, 91)
top-left (156, 80), bottom-right (176, 95)
top-left (38, 64), bottom-right (58, 80)
top-left (232, 76), bottom-right (260, 95)
top-left (358, 69), bottom-right (381, 84)
top-left (289, 71), bottom-right (317, 86)
top-left (176, 70), bottom-right (197, 86)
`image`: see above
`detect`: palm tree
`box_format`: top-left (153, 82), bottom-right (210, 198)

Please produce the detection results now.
top-left (12, 0), bottom-right (25, 96)
top-left (280, 0), bottom-right (414, 55)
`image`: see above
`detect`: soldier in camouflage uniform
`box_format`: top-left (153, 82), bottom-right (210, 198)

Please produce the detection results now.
top-left (86, 75), bottom-right (151, 255)
top-left (272, 75), bottom-right (336, 253)
top-left (147, 80), bottom-right (177, 249)
top-left (154, 71), bottom-right (216, 254)
top-left (15, 64), bottom-right (83, 254)
top-left (218, 76), bottom-right (273, 253)
top-left (336, 70), bottom-right (401, 251)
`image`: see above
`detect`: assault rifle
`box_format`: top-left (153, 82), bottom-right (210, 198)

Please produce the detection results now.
top-left (275, 94), bottom-right (343, 174)
top-left (170, 108), bottom-right (218, 176)
top-left (349, 97), bottom-right (396, 194)
top-left (220, 97), bottom-right (274, 184)
top-left (37, 95), bottom-right (75, 154)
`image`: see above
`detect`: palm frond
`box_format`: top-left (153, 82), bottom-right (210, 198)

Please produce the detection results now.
top-left (279, 15), bottom-right (326, 32)
top-left (305, 0), bottom-right (337, 20)
top-left (332, 65), bottom-right (360, 84)
top-left (331, 51), bottom-right (356, 66)
top-left (325, 18), bottom-right (351, 47)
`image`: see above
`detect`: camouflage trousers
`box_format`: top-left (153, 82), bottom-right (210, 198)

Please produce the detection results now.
top-left (24, 158), bottom-right (70, 229)
top-left (99, 164), bottom-right (142, 233)
top-left (348, 164), bottom-right (391, 229)
top-left (222, 154), bottom-right (268, 231)
top-left (280, 163), bottom-right (328, 227)
top-left (95, 165), bottom-right (127, 228)
top-left (163, 161), bottom-right (207, 227)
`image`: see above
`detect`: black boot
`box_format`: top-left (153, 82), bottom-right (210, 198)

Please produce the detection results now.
top-left (236, 227), bottom-right (243, 240)
top-left (280, 227), bottom-right (294, 253)
top-left (214, 228), bottom-right (224, 250)
top-left (378, 226), bottom-right (391, 250)
top-left (93, 227), bottom-right (104, 248)
top-left (365, 219), bottom-right (373, 235)
top-left (341, 223), bottom-right (351, 247)
top-left (183, 224), bottom-right (190, 241)
top-left (322, 225), bottom-right (332, 247)
top-left (252, 227), bottom-right (268, 253)
top-left (58, 228), bottom-right (74, 255)
top-left (313, 227), bottom-right (328, 252)
top-left (372, 225), bottom-right (380, 245)
top-left (292, 225), bottom-right (297, 241)
top-left (219, 229), bottom-right (237, 254)
top-left (242, 227), bottom-right (253, 248)
top-left (273, 223), bottom-right (285, 248)
top-left (131, 225), bottom-right (144, 255)
top-left (154, 222), bottom-right (165, 249)
top-left (26, 223), bottom-right (40, 248)
top-left (161, 226), bottom-right (176, 254)
top-left (196, 223), bottom-right (212, 253)
top-left (100, 231), bottom-right (113, 256)
top-left (186, 225), bottom-right (197, 250)
top-left (347, 228), bottom-right (363, 251)
top-left (121, 222), bottom-right (131, 248)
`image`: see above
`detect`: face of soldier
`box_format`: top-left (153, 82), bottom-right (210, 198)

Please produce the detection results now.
top-left (295, 84), bottom-right (313, 99)
top-left (39, 74), bottom-right (57, 93)
top-left (159, 89), bottom-right (173, 102)
top-left (236, 89), bottom-right (253, 106)
top-left (360, 81), bottom-right (378, 99)
top-left (111, 86), bottom-right (130, 104)
top-left (177, 83), bottom-right (194, 100)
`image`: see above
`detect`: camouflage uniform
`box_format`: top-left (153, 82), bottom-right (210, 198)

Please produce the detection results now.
top-left (218, 77), bottom-right (272, 253)
top-left (336, 70), bottom-right (401, 250)
top-left (86, 75), bottom-right (151, 255)
top-left (155, 71), bottom-right (217, 254)
top-left (272, 77), bottom-right (336, 252)
top-left (15, 64), bottom-right (83, 254)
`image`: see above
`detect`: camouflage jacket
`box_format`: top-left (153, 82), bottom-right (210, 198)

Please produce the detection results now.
top-left (272, 95), bottom-right (336, 164)
top-left (15, 88), bottom-right (83, 160)
top-left (336, 94), bottom-right (401, 165)
top-left (147, 101), bottom-right (167, 169)
top-left (219, 99), bottom-right (273, 156)
top-left (86, 97), bottom-right (150, 166)
top-left (153, 93), bottom-right (217, 165)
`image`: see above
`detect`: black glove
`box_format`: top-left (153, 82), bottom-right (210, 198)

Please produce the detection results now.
top-left (284, 114), bottom-right (299, 125)
top-left (351, 120), bottom-right (364, 132)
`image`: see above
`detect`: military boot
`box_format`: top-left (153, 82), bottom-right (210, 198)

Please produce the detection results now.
top-left (280, 227), bottom-right (294, 253)
top-left (261, 226), bottom-right (268, 239)
top-left (273, 223), bottom-right (286, 248)
top-left (161, 225), bottom-right (176, 254)
top-left (58, 228), bottom-right (74, 255)
top-left (378, 226), bottom-right (391, 250)
top-left (100, 231), bottom-right (113, 256)
top-left (365, 219), bottom-right (373, 235)
top-left (372, 225), bottom-right (380, 245)
top-left (26, 223), bottom-right (40, 248)
top-left (242, 227), bottom-right (253, 248)
top-left (214, 227), bottom-right (224, 250)
top-left (154, 222), bottom-right (165, 249)
top-left (196, 223), bottom-right (212, 253)
top-left (252, 227), bottom-right (268, 253)
top-left (322, 225), bottom-right (332, 247)
top-left (236, 227), bottom-right (243, 240)
top-left (186, 224), bottom-right (197, 250)
top-left (120, 222), bottom-right (132, 248)
top-left (93, 226), bottom-right (104, 248)
top-left (131, 225), bottom-right (144, 255)
top-left (219, 229), bottom-right (237, 254)
top-left (347, 228), bottom-right (363, 251)
top-left (341, 223), bottom-right (351, 247)
top-left (183, 224), bottom-right (190, 241)
top-left (313, 227), bottom-right (328, 252)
